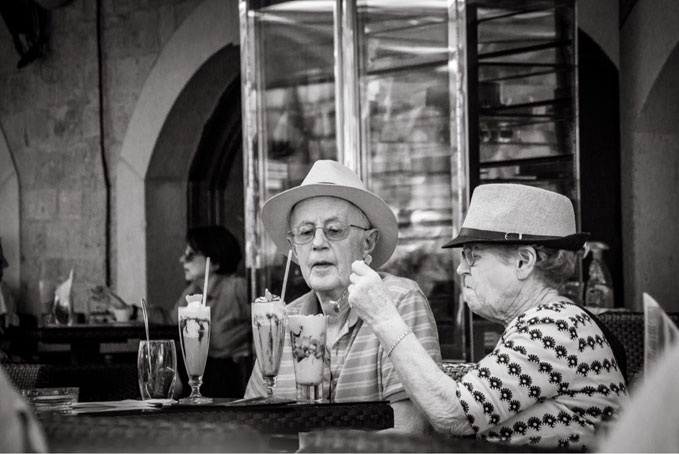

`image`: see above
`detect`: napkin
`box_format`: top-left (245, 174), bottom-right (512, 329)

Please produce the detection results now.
top-left (54, 269), bottom-right (73, 308)
top-left (72, 399), bottom-right (176, 414)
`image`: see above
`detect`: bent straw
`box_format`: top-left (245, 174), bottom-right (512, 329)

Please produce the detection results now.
top-left (202, 257), bottom-right (211, 306)
top-left (280, 250), bottom-right (293, 303)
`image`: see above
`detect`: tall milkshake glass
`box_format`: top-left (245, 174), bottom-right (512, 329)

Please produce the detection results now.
top-left (178, 297), bottom-right (212, 404)
top-left (252, 290), bottom-right (286, 402)
top-left (288, 314), bottom-right (328, 403)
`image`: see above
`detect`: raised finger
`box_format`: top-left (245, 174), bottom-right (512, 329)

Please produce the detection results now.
top-left (351, 259), bottom-right (372, 274)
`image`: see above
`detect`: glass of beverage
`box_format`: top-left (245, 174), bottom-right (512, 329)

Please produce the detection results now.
top-left (138, 339), bottom-right (177, 400)
top-left (178, 301), bottom-right (212, 404)
top-left (38, 279), bottom-right (55, 326)
top-left (288, 314), bottom-right (328, 403)
top-left (252, 292), bottom-right (286, 402)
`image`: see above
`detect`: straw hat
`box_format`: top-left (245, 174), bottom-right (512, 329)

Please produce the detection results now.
top-left (442, 184), bottom-right (589, 250)
top-left (261, 160), bottom-right (398, 268)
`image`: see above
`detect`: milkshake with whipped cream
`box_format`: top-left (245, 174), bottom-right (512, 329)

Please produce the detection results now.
top-left (288, 314), bottom-right (328, 403)
top-left (178, 295), bottom-right (211, 404)
top-left (252, 289), bottom-right (285, 399)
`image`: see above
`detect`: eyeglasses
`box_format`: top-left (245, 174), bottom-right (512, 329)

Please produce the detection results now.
top-left (461, 247), bottom-right (476, 267)
top-left (180, 250), bottom-right (198, 262)
top-left (288, 221), bottom-right (369, 245)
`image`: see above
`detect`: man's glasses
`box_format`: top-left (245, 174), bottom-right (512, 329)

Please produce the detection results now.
top-left (288, 221), bottom-right (369, 245)
top-left (461, 247), bottom-right (476, 267)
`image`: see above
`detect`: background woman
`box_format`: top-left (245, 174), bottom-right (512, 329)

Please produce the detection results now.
top-left (151, 225), bottom-right (250, 398)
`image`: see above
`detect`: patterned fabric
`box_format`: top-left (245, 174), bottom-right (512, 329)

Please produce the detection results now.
top-left (457, 300), bottom-right (629, 450)
top-left (245, 272), bottom-right (441, 403)
top-left (173, 274), bottom-right (251, 360)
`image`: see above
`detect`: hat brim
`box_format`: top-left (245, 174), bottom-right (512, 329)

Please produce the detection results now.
top-left (442, 229), bottom-right (590, 251)
top-left (261, 183), bottom-right (398, 269)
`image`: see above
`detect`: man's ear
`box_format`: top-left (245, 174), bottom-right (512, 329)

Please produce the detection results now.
top-left (516, 246), bottom-right (537, 280)
top-left (286, 238), bottom-right (298, 259)
top-left (364, 229), bottom-right (380, 255)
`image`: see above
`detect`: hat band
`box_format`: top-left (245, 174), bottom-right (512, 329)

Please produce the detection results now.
top-left (459, 227), bottom-right (567, 242)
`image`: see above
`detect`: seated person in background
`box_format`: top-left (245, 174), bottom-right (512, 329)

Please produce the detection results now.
top-left (244, 160), bottom-right (442, 433)
top-left (0, 366), bottom-right (47, 452)
top-left (149, 225), bottom-right (251, 398)
top-left (0, 238), bottom-right (19, 332)
top-left (348, 184), bottom-right (629, 449)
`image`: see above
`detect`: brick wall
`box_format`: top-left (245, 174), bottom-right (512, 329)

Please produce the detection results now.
top-left (0, 0), bottom-right (202, 316)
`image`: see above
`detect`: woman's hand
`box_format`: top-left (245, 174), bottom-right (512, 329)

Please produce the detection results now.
top-left (348, 260), bottom-right (400, 328)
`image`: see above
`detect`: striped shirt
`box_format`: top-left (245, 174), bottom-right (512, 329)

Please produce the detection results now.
top-left (245, 272), bottom-right (442, 403)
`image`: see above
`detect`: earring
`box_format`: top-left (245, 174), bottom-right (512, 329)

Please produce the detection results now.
top-left (363, 254), bottom-right (373, 266)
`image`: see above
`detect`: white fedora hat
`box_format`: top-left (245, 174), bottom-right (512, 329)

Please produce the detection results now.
top-left (442, 183), bottom-right (589, 250)
top-left (261, 160), bottom-right (398, 268)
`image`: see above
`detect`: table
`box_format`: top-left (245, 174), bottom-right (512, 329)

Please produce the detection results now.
top-left (5, 323), bottom-right (178, 364)
top-left (299, 428), bottom-right (549, 453)
top-left (38, 400), bottom-right (394, 452)
top-left (30, 323), bottom-right (178, 343)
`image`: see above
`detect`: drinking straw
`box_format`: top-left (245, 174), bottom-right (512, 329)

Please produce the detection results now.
top-left (140, 298), bottom-right (152, 374)
top-left (140, 298), bottom-right (151, 344)
top-left (201, 257), bottom-right (211, 306)
top-left (280, 249), bottom-right (292, 303)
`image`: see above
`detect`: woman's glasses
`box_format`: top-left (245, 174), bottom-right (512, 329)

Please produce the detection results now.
top-left (180, 250), bottom-right (198, 262)
top-left (288, 221), bottom-right (369, 245)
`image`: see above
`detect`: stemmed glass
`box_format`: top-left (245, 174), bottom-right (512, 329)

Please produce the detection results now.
top-left (251, 300), bottom-right (286, 402)
top-left (178, 305), bottom-right (212, 404)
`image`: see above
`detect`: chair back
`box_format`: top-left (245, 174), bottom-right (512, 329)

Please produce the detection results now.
top-left (1, 362), bottom-right (140, 401)
top-left (442, 361), bottom-right (476, 381)
top-left (2, 363), bottom-right (52, 389)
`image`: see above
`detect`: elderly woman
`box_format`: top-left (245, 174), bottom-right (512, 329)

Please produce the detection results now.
top-left (245, 160), bottom-right (441, 433)
top-left (134, 226), bottom-right (250, 397)
top-left (348, 184), bottom-right (629, 449)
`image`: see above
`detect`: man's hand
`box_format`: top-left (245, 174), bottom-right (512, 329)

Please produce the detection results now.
top-left (348, 260), bottom-right (400, 328)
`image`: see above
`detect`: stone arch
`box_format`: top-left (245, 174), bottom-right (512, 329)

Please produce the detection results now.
top-left (630, 41), bottom-right (679, 310)
top-left (115, 0), bottom-right (240, 306)
top-left (621, 0), bottom-right (679, 117)
top-left (637, 43), bottom-right (679, 134)
top-left (0, 125), bottom-right (20, 294)
top-left (620, 0), bottom-right (679, 310)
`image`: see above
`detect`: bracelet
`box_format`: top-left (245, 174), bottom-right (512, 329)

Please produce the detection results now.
top-left (386, 329), bottom-right (412, 357)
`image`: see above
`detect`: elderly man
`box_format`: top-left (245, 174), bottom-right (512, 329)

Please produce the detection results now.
top-left (244, 160), bottom-right (441, 432)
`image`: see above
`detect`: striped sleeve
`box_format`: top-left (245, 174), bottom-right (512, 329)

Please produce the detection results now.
top-left (379, 276), bottom-right (442, 402)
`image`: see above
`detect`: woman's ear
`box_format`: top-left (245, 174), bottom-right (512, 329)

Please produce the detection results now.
top-left (209, 260), bottom-right (220, 273)
top-left (516, 246), bottom-right (537, 280)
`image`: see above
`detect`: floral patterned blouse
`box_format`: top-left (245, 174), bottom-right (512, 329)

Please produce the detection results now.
top-left (457, 300), bottom-right (629, 450)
